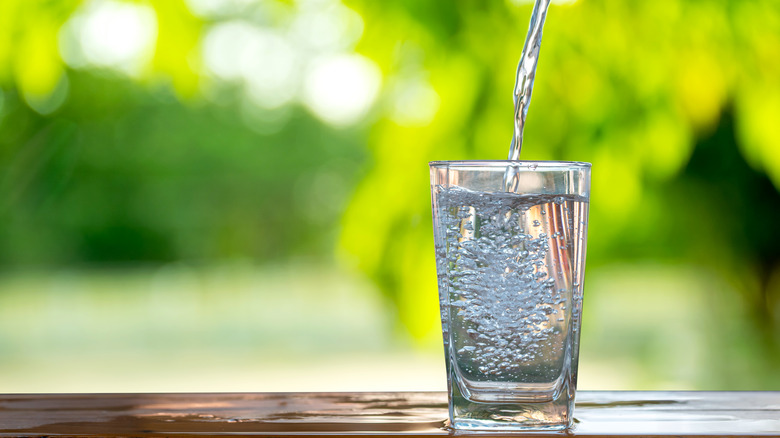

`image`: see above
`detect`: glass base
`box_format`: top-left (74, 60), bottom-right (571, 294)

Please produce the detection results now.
top-left (449, 374), bottom-right (574, 431)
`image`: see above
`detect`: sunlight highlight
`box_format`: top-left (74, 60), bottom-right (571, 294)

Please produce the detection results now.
top-left (302, 54), bottom-right (381, 127)
top-left (59, 0), bottom-right (157, 75)
top-left (203, 21), bottom-right (299, 108)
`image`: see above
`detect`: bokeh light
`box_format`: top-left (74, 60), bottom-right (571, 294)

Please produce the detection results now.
top-left (302, 54), bottom-right (381, 126)
top-left (0, 0), bottom-right (778, 393)
top-left (59, 0), bottom-right (157, 75)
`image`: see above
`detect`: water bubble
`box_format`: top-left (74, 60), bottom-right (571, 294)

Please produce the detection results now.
top-left (436, 187), bottom-right (586, 380)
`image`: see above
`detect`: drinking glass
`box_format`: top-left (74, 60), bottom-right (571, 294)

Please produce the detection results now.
top-left (430, 160), bottom-right (590, 430)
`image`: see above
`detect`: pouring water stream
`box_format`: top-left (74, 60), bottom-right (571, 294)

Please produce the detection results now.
top-left (504, 0), bottom-right (552, 192)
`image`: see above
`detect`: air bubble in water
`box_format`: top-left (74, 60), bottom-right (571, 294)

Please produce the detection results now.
top-left (436, 186), bottom-right (587, 379)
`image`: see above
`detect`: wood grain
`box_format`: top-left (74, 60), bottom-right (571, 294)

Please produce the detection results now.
top-left (0, 391), bottom-right (778, 436)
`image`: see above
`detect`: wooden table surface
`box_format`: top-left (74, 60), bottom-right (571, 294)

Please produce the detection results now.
top-left (1, 391), bottom-right (779, 437)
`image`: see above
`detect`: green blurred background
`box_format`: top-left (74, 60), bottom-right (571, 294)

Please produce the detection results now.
top-left (1, 0), bottom-right (779, 392)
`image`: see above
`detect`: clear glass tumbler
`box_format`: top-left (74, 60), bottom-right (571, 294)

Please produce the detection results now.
top-left (430, 160), bottom-right (591, 430)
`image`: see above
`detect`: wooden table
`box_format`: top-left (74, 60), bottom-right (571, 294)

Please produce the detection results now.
top-left (1, 391), bottom-right (778, 437)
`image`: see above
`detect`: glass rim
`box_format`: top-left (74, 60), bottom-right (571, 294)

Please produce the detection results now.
top-left (429, 160), bottom-right (591, 169)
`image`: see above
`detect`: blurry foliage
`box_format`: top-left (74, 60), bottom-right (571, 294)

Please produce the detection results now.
top-left (0, 72), bottom-right (366, 265)
top-left (0, 0), bottom-right (374, 268)
top-left (0, 0), bottom-right (779, 389)
top-left (338, 0), bottom-right (780, 384)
